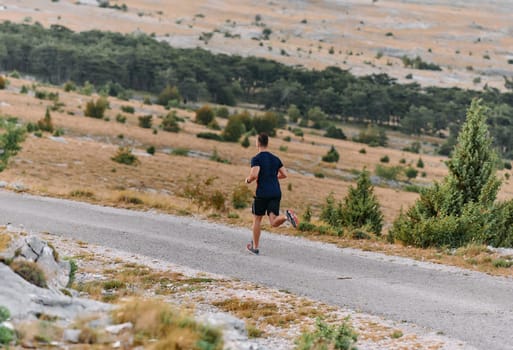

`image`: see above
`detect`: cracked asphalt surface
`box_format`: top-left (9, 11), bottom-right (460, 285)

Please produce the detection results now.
top-left (1, 190), bottom-right (512, 349)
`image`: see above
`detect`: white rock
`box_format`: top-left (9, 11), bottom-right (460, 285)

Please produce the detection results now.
top-left (63, 329), bottom-right (81, 343)
top-left (112, 340), bottom-right (121, 348)
top-left (105, 322), bottom-right (133, 334)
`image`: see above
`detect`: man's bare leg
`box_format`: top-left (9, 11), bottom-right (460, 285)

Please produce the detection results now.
top-left (269, 212), bottom-right (287, 228)
top-left (252, 215), bottom-right (264, 249)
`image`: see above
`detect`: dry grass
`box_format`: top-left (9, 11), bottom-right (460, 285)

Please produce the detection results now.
top-left (212, 297), bottom-right (322, 328)
top-left (0, 231), bottom-right (12, 252)
top-left (112, 298), bottom-right (223, 349)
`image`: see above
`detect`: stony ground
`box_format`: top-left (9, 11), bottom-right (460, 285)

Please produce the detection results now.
top-left (25, 226), bottom-right (473, 350)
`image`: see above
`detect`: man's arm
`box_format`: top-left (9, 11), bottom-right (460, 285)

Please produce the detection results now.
top-left (245, 166), bottom-right (260, 184)
top-left (277, 166), bottom-right (287, 179)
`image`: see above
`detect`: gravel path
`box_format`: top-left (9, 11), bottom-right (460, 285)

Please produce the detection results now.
top-left (1, 190), bottom-right (512, 349)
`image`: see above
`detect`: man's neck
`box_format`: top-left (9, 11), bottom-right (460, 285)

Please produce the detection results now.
top-left (258, 146), bottom-right (268, 153)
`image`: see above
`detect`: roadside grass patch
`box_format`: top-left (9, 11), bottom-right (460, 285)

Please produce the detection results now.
top-left (0, 232), bottom-right (12, 252)
top-left (112, 298), bottom-right (223, 349)
top-left (212, 297), bottom-right (322, 328)
top-left (69, 189), bottom-right (95, 198)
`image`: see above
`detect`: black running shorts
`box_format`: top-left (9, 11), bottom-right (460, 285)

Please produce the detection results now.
top-left (252, 196), bottom-right (281, 216)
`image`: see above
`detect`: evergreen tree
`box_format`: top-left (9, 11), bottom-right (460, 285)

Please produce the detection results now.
top-left (241, 135), bottom-right (250, 148)
top-left (341, 170), bottom-right (383, 235)
top-left (389, 99), bottom-right (511, 247)
top-left (37, 107), bottom-right (54, 133)
top-left (322, 146), bottom-right (340, 163)
top-left (445, 99), bottom-right (501, 213)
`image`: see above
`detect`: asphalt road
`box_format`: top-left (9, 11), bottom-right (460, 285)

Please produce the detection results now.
top-left (1, 190), bottom-right (512, 349)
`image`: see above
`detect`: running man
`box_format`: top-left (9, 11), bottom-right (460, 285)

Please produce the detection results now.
top-left (245, 133), bottom-right (298, 255)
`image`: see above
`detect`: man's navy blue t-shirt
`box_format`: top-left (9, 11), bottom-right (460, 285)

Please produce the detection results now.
top-left (251, 151), bottom-right (283, 198)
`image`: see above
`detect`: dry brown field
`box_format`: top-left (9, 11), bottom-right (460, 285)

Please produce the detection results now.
top-left (1, 0), bottom-right (513, 91)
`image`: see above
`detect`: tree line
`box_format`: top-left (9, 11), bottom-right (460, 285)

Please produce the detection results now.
top-left (2, 22), bottom-right (513, 157)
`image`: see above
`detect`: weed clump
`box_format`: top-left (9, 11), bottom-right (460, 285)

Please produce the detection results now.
top-left (294, 318), bottom-right (358, 350)
top-left (10, 260), bottom-right (48, 288)
top-left (112, 299), bottom-right (223, 349)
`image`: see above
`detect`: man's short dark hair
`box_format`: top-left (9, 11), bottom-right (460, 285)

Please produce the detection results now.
top-left (258, 133), bottom-right (269, 147)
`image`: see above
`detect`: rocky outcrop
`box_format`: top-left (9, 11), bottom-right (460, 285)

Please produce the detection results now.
top-left (1, 233), bottom-right (71, 292)
top-left (0, 263), bottom-right (109, 321)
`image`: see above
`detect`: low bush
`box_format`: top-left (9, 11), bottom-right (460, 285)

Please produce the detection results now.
top-left (120, 105), bottom-right (135, 114)
top-left (138, 115), bottom-right (153, 129)
top-left (380, 155), bottom-right (389, 163)
top-left (322, 146), bottom-right (339, 163)
top-left (161, 112), bottom-right (180, 132)
top-left (0, 76), bottom-right (5, 89)
top-left (232, 184), bottom-right (253, 209)
top-left (197, 132), bottom-right (223, 141)
top-left (115, 114), bottom-right (126, 123)
top-left (111, 147), bottom-right (139, 166)
top-left (375, 164), bottom-right (402, 180)
top-left (37, 108), bottom-right (54, 133)
top-left (324, 125), bottom-right (346, 140)
top-left (294, 318), bottom-right (358, 350)
top-left (84, 97), bottom-right (109, 119)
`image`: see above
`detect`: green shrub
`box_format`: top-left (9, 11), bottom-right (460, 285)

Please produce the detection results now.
top-left (375, 164), bottom-right (402, 180)
top-left (0, 119), bottom-right (26, 172)
top-left (279, 145), bottom-right (288, 152)
top-left (298, 222), bottom-right (317, 232)
top-left (63, 81), bottom-right (76, 92)
top-left (324, 125), bottom-right (346, 140)
top-left (380, 155), bottom-right (389, 163)
top-left (241, 135), bottom-right (250, 148)
top-left (146, 146), bottom-right (155, 155)
top-left (504, 162), bottom-right (512, 170)
top-left (121, 105), bottom-right (135, 114)
top-left (232, 184), bottom-right (253, 209)
top-left (20, 85), bottom-right (29, 94)
top-left (0, 326), bottom-right (14, 346)
top-left (492, 258), bottom-right (513, 268)
top-left (171, 148), bottom-right (189, 156)
top-left (84, 97), bottom-right (108, 119)
top-left (359, 148), bottom-right (366, 154)
top-left (292, 128), bottom-right (304, 137)
top-left (209, 190), bottom-right (227, 212)
top-left (222, 115), bottom-right (245, 142)
top-left (294, 318), bottom-right (358, 350)
top-left (0, 306), bottom-right (9, 322)
top-left (353, 125), bottom-right (387, 147)
top-left (405, 167), bottom-right (418, 180)
top-left (161, 112), bottom-right (180, 132)
top-left (340, 170), bottom-right (383, 235)
top-left (138, 115), bottom-right (153, 128)
top-left (157, 85), bottom-right (181, 106)
top-left (417, 158), bottom-right (424, 168)
top-left (314, 172), bottom-right (325, 178)
top-left (10, 260), bottom-right (47, 288)
top-left (322, 146), bottom-right (339, 163)
top-left (216, 106), bottom-right (230, 118)
top-left (115, 114), bottom-right (126, 123)
top-left (111, 147), bottom-right (139, 165)
top-left (0, 76), bottom-right (5, 90)
top-left (197, 132), bottom-right (223, 141)
top-left (195, 105), bottom-right (215, 125)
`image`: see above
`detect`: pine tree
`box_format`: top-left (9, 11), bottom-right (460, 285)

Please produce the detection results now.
top-left (389, 99), bottom-right (508, 247)
top-left (341, 170), bottom-right (383, 235)
top-left (37, 107), bottom-right (54, 133)
top-left (445, 99), bottom-right (501, 212)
